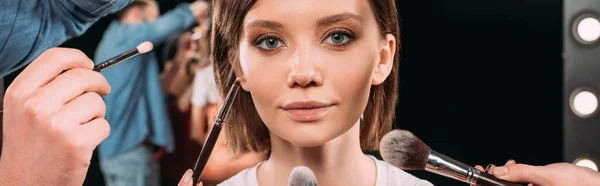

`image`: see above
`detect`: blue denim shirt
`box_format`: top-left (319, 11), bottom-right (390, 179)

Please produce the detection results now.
top-left (94, 4), bottom-right (196, 159)
top-left (0, 0), bottom-right (132, 78)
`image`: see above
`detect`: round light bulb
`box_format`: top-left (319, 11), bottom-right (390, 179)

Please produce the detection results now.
top-left (571, 90), bottom-right (598, 117)
top-left (577, 17), bottom-right (600, 42)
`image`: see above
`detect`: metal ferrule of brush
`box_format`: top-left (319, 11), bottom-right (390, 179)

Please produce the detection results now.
top-left (425, 150), bottom-right (522, 186)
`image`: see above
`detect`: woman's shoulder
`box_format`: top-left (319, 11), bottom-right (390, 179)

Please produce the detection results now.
top-left (371, 156), bottom-right (434, 186)
top-left (217, 164), bottom-right (260, 186)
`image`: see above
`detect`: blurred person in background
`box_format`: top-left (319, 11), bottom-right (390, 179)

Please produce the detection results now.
top-left (186, 22), bottom-right (267, 186)
top-left (156, 11), bottom-right (267, 185)
top-left (159, 12), bottom-right (267, 185)
top-left (93, 0), bottom-right (209, 185)
top-left (159, 18), bottom-right (211, 185)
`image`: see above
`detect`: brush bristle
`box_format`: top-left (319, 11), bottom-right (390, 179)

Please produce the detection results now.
top-left (288, 166), bottom-right (317, 186)
top-left (136, 41), bottom-right (154, 54)
top-left (380, 129), bottom-right (431, 170)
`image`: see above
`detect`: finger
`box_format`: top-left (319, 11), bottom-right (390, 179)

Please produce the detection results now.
top-left (473, 165), bottom-right (485, 186)
top-left (475, 165), bottom-right (485, 171)
top-left (53, 92), bottom-right (106, 125)
top-left (492, 164), bottom-right (549, 185)
top-left (197, 181), bottom-right (203, 186)
top-left (10, 48), bottom-right (93, 98)
top-left (77, 118), bottom-right (110, 152)
top-left (485, 164), bottom-right (496, 173)
top-left (35, 68), bottom-right (110, 107)
top-left (505, 159), bottom-right (516, 165)
top-left (178, 169), bottom-right (194, 186)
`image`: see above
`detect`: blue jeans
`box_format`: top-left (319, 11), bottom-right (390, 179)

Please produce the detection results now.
top-left (100, 145), bottom-right (160, 186)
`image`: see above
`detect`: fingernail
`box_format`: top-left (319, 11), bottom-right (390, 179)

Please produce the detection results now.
top-left (506, 159), bottom-right (516, 165)
top-left (180, 169), bottom-right (193, 184)
top-left (492, 167), bottom-right (508, 176)
top-left (485, 164), bottom-right (496, 172)
top-left (485, 164), bottom-right (493, 172)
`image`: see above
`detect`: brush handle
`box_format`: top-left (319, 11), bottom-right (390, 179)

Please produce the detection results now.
top-left (93, 48), bottom-right (139, 72)
top-left (426, 150), bottom-right (524, 186)
top-left (190, 79), bottom-right (240, 184)
top-left (191, 118), bottom-right (223, 183)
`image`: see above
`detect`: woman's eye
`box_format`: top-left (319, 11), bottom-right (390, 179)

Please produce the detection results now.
top-left (256, 37), bottom-right (284, 50)
top-left (324, 32), bottom-right (352, 45)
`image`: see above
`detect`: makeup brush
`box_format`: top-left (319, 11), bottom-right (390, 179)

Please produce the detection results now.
top-left (191, 78), bottom-right (241, 184)
top-left (380, 129), bottom-right (523, 186)
top-left (288, 166), bottom-right (318, 186)
top-left (93, 41), bottom-right (153, 72)
top-left (0, 41), bottom-right (154, 115)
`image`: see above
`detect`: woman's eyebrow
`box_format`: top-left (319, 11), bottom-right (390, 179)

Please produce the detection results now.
top-left (247, 20), bottom-right (284, 30)
top-left (317, 13), bottom-right (363, 27)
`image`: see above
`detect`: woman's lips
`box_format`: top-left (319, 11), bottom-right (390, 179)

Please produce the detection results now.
top-left (281, 101), bottom-right (334, 122)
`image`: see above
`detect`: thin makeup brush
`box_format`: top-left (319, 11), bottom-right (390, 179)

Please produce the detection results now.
top-left (191, 78), bottom-right (241, 184)
top-left (93, 41), bottom-right (153, 72)
top-left (0, 41), bottom-right (154, 114)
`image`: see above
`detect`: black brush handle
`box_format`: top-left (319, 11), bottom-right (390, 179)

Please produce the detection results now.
top-left (191, 119), bottom-right (224, 183)
top-left (190, 79), bottom-right (240, 184)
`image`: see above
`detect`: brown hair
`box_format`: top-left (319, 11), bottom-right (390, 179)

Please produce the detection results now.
top-left (211, 0), bottom-right (401, 154)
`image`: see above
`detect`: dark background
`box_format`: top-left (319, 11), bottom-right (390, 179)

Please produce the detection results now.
top-left (394, 0), bottom-right (563, 185)
top-left (20, 0), bottom-right (563, 185)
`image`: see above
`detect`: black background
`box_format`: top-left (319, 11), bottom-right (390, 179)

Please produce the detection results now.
top-left (50, 0), bottom-right (564, 185)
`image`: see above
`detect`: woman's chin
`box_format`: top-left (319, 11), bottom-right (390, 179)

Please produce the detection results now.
top-left (288, 137), bottom-right (330, 147)
top-left (278, 127), bottom-right (345, 148)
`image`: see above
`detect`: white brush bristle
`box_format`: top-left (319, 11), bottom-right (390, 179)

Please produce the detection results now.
top-left (380, 130), bottom-right (431, 170)
top-left (288, 166), bottom-right (317, 186)
top-left (136, 41), bottom-right (154, 54)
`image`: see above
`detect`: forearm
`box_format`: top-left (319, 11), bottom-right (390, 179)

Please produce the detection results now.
top-left (201, 150), bottom-right (266, 183)
top-left (66, 0), bottom-right (133, 17)
top-left (176, 85), bottom-right (194, 113)
top-left (161, 62), bottom-right (190, 96)
top-left (226, 153), bottom-right (266, 173)
top-left (0, 0), bottom-right (132, 78)
top-left (142, 4), bottom-right (196, 45)
top-left (190, 105), bottom-right (207, 144)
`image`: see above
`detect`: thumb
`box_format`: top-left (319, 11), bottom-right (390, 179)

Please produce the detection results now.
top-left (491, 164), bottom-right (549, 185)
top-left (178, 169), bottom-right (194, 186)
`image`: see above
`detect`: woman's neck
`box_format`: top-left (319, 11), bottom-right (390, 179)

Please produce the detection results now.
top-left (257, 120), bottom-right (377, 186)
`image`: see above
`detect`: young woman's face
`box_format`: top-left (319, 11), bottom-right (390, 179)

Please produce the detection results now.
top-left (236, 0), bottom-right (395, 147)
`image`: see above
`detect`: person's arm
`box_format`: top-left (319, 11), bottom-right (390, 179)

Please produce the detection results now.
top-left (53, 0), bottom-right (133, 38)
top-left (161, 60), bottom-right (192, 96)
top-left (200, 103), bottom-right (267, 184)
top-left (138, 1), bottom-right (209, 45)
top-left (190, 70), bottom-right (209, 144)
top-left (0, 0), bottom-right (132, 78)
top-left (66, 0), bottom-right (133, 17)
top-left (191, 104), bottom-right (208, 144)
top-left (200, 138), bottom-right (267, 185)
top-left (176, 84), bottom-right (195, 113)
top-left (475, 160), bottom-right (600, 186)
top-left (161, 32), bottom-right (196, 96)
